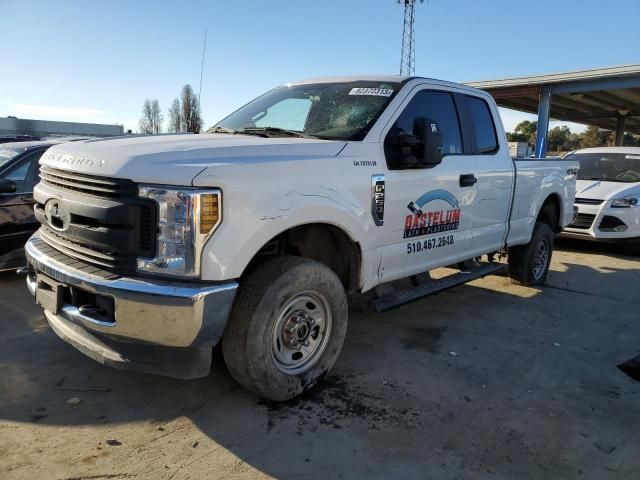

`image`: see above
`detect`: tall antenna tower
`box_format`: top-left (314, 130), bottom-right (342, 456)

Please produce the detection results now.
top-left (398, 0), bottom-right (424, 76)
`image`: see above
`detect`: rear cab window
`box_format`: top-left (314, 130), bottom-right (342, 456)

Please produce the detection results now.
top-left (465, 95), bottom-right (499, 154)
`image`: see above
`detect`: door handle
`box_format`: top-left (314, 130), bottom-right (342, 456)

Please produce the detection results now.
top-left (459, 174), bottom-right (478, 187)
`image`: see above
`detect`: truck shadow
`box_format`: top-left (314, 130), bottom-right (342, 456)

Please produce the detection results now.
top-left (1, 253), bottom-right (640, 479)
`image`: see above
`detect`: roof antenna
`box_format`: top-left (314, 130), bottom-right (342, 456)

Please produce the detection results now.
top-left (198, 27), bottom-right (208, 106)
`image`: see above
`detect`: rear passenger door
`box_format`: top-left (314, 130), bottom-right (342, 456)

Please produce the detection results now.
top-left (460, 94), bottom-right (513, 255)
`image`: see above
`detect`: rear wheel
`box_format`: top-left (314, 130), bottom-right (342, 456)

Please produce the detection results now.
top-left (222, 256), bottom-right (348, 401)
top-left (508, 222), bottom-right (554, 286)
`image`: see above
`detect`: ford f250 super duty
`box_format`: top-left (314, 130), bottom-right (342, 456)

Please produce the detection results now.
top-left (22, 76), bottom-right (578, 400)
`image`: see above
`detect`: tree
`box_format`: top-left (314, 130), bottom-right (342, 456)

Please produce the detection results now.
top-left (579, 125), bottom-right (603, 148)
top-left (513, 120), bottom-right (537, 147)
top-left (180, 84), bottom-right (203, 133)
top-left (506, 131), bottom-right (528, 142)
top-left (167, 98), bottom-right (182, 133)
top-left (566, 133), bottom-right (581, 151)
top-left (139, 99), bottom-right (163, 134)
top-left (547, 126), bottom-right (572, 152)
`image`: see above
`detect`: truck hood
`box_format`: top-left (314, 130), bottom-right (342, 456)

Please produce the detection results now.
top-left (39, 133), bottom-right (347, 185)
top-left (575, 179), bottom-right (640, 200)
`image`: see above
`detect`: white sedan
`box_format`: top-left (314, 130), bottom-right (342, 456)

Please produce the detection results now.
top-left (563, 147), bottom-right (640, 254)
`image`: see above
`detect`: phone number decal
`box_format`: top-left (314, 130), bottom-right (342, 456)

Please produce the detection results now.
top-left (406, 235), bottom-right (454, 254)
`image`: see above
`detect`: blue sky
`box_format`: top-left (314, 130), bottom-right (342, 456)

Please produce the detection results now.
top-left (2, 0), bottom-right (639, 133)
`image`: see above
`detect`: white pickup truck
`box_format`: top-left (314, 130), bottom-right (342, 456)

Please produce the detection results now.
top-left (23, 76), bottom-right (578, 400)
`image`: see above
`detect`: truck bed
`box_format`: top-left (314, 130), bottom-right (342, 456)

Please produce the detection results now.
top-left (507, 158), bottom-right (578, 247)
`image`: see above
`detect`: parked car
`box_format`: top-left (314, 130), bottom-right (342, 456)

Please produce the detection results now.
top-left (0, 135), bottom-right (40, 144)
top-left (0, 139), bottom-right (87, 270)
top-left (23, 76), bottom-right (577, 400)
top-left (563, 147), bottom-right (640, 254)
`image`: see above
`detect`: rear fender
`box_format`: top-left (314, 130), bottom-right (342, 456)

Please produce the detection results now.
top-left (508, 166), bottom-right (573, 246)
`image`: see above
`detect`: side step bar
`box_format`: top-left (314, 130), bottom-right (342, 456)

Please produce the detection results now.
top-left (370, 262), bottom-right (506, 313)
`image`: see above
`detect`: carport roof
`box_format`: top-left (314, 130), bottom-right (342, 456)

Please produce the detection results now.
top-left (466, 64), bottom-right (640, 134)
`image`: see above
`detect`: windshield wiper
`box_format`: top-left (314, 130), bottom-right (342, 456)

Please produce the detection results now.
top-left (209, 126), bottom-right (237, 134)
top-left (238, 127), bottom-right (315, 139)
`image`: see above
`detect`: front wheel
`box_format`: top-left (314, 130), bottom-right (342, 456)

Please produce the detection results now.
top-left (222, 256), bottom-right (348, 401)
top-left (507, 222), bottom-right (554, 286)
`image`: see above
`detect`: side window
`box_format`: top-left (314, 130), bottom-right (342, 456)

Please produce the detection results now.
top-left (384, 90), bottom-right (462, 169)
top-left (466, 96), bottom-right (498, 154)
top-left (254, 98), bottom-right (312, 131)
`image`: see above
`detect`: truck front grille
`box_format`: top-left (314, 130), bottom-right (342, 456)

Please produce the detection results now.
top-left (568, 213), bottom-right (596, 229)
top-left (40, 166), bottom-right (132, 199)
top-left (139, 204), bottom-right (154, 252)
top-left (28, 236), bottom-right (120, 280)
top-left (35, 168), bottom-right (156, 275)
top-left (39, 227), bottom-right (128, 271)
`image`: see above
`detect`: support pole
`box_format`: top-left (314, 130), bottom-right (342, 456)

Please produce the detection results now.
top-left (535, 86), bottom-right (552, 158)
top-left (615, 114), bottom-right (626, 146)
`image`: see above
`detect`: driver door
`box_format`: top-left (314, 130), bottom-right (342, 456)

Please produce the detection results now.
top-left (377, 88), bottom-right (479, 283)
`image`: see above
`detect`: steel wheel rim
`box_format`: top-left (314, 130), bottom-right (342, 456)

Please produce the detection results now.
top-left (271, 290), bottom-right (332, 374)
top-left (532, 238), bottom-right (550, 280)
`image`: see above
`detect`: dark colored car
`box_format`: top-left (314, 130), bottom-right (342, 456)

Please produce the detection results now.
top-left (0, 140), bottom-right (64, 269)
top-left (0, 135), bottom-right (40, 144)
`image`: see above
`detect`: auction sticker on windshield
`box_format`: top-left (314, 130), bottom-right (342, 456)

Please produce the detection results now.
top-left (349, 87), bottom-right (394, 97)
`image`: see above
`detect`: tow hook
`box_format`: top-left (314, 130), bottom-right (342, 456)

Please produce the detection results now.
top-left (16, 266), bottom-right (35, 276)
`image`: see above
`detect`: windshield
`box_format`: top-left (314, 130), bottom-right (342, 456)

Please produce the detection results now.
top-left (214, 81), bottom-right (402, 141)
top-left (0, 146), bottom-right (26, 170)
top-left (565, 152), bottom-right (640, 183)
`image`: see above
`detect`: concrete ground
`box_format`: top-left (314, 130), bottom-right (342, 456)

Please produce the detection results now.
top-left (1, 239), bottom-right (639, 480)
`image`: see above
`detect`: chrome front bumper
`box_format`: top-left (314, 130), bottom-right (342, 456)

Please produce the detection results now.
top-left (25, 234), bottom-right (238, 379)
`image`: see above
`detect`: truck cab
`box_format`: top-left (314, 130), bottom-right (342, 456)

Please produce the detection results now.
top-left (23, 76), bottom-right (578, 400)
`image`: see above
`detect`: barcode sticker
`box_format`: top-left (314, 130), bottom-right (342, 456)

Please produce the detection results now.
top-left (349, 87), bottom-right (394, 97)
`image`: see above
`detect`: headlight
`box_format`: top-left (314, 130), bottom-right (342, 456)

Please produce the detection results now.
top-left (611, 195), bottom-right (639, 208)
top-left (137, 186), bottom-right (221, 278)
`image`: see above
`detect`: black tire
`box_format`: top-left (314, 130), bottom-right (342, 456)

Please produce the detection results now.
top-left (508, 222), bottom-right (554, 286)
top-left (222, 256), bottom-right (348, 401)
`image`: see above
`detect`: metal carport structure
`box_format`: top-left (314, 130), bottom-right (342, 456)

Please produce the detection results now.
top-left (466, 64), bottom-right (640, 157)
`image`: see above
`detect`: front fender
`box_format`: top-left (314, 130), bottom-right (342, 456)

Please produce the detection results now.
top-left (198, 184), bottom-right (372, 281)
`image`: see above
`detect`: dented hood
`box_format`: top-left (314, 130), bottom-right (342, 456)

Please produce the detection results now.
top-left (40, 133), bottom-right (347, 186)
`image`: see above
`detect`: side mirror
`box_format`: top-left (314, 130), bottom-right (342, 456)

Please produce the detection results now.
top-left (0, 178), bottom-right (17, 194)
top-left (386, 129), bottom-right (422, 168)
top-left (413, 117), bottom-right (443, 167)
